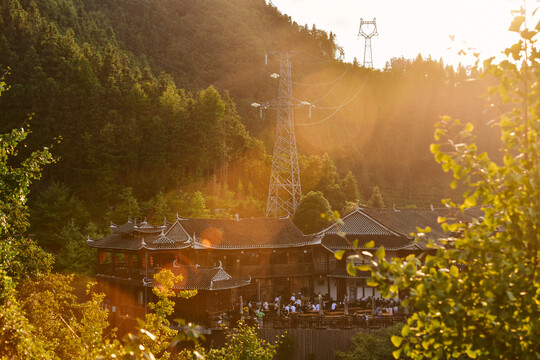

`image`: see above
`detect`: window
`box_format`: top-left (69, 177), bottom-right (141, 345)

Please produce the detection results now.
top-left (128, 254), bottom-right (139, 267)
top-left (116, 253), bottom-right (127, 265)
top-left (99, 251), bottom-right (112, 264)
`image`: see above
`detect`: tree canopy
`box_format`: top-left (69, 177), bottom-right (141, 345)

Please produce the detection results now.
top-left (293, 191), bottom-right (332, 234)
top-left (358, 11), bottom-right (540, 360)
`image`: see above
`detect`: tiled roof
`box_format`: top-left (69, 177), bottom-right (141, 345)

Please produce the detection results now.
top-left (325, 211), bottom-right (397, 236)
top-left (180, 217), bottom-right (318, 249)
top-left (89, 217), bottom-right (317, 250)
top-left (88, 221), bottom-right (192, 250)
top-left (322, 234), bottom-right (411, 250)
top-left (360, 206), bottom-right (484, 240)
top-left (149, 265), bottom-right (250, 290)
top-left (319, 206), bottom-right (483, 251)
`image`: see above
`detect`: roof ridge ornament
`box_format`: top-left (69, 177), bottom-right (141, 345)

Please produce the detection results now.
top-left (235, 213), bottom-right (240, 221)
top-left (430, 204), bottom-right (434, 211)
top-left (86, 235), bottom-right (93, 243)
top-left (393, 204), bottom-right (400, 212)
top-left (141, 237), bottom-right (146, 247)
top-left (128, 217), bottom-right (132, 223)
top-left (110, 221), bottom-right (116, 229)
top-left (173, 259), bottom-right (180, 267)
top-left (176, 213), bottom-right (188, 221)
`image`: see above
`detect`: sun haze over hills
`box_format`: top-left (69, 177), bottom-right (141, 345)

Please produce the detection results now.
top-left (0, 0), bottom-right (503, 244)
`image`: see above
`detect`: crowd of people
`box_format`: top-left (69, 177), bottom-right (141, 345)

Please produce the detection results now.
top-left (215, 293), bottom-right (409, 328)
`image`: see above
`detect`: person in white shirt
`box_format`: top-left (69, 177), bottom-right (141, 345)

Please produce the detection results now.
top-left (263, 300), bottom-right (269, 311)
top-left (290, 293), bottom-right (296, 302)
top-left (331, 302), bottom-right (337, 310)
top-left (291, 304), bottom-right (296, 313)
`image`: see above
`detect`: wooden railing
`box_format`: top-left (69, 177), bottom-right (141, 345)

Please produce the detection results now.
top-left (97, 264), bottom-right (143, 280)
top-left (97, 261), bottom-right (336, 281)
top-left (223, 263), bottom-right (314, 278)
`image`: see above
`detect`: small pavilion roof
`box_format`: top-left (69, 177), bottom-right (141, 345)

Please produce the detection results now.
top-left (147, 264), bottom-right (250, 291)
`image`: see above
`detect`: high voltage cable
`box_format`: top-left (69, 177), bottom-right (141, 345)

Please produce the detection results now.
top-left (292, 65), bottom-right (351, 87)
top-left (304, 66), bottom-right (352, 105)
top-left (293, 51), bottom-right (336, 65)
top-left (296, 71), bottom-right (370, 126)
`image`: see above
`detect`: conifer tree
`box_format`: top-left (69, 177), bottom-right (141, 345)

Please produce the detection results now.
top-left (367, 186), bottom-right (385, 208)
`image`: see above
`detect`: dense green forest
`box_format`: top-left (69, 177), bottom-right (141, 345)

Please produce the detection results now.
top-left (0, 0), bottom-right (501, 259)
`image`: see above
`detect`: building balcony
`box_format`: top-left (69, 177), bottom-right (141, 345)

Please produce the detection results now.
top-left (97, 264), bottom-right (143, 280)
top-left (224, 263), bottom-right (315, 278)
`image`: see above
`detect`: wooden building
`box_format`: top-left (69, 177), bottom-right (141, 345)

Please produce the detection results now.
top-left (316, 205), bottom-right (483, 301)
top-left (88, 205), bottom-right (481, 327)
top-left (88, 216), bottom-right (321, 326)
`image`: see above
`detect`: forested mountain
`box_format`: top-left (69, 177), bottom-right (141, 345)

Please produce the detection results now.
top-left (0, 0), bottom-right (501, 258)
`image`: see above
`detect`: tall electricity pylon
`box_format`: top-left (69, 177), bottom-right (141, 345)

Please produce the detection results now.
top-left (358, 18), bottom-right (378, 68)
top-left (253, 52), bottom-right (309, 218)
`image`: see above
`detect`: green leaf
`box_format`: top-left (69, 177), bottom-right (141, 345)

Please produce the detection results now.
top-left (352, 239), bottom-right (359, 249)
top-left (466, 348), bottom-right (478, 358)
top-left (357, 265), bottom-right (370, 271)
top-left (347, 261), bottom-right (357, 276)
top-left (463, 194), bottom-right (476, 207)
top-left (521, 30), bottom-right (536, 40)
top-left (391, 335), bottom-right (404, 347)
top-left (401, 324), bottom-right (410, 337)
top-left (366, 278), bottom-right (378, 287)
top-left (334, 250), bottom-right (345, 260)
top-left (450, 265), bottom-right (459, 277)
top-left (375, 246), bottom-right (385, 260)
top-left (509, 16), bottom-right (525, 32)
top-left (364, 240), bottom-right (375, 248)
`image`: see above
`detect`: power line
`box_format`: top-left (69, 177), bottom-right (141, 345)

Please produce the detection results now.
top-left (292, 65), bottom-right (351, 87)
top-left (296, 71), bottom-right (370, 126)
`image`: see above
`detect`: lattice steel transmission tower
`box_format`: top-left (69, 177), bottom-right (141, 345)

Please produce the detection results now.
top-left (358, 18), bottom-right (378, 68)
top-left (253, 52), bottom-right (310, 218)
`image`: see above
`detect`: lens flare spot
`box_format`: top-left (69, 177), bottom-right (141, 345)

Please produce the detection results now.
top-left (200, 227), bottom-right (223, 247)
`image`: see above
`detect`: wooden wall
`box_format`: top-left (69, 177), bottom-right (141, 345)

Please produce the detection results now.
top-left (257, 328), bottom-right (368, 360)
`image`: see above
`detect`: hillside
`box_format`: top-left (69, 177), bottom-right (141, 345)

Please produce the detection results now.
top-left (0, 0), bottom-right (501, 257)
